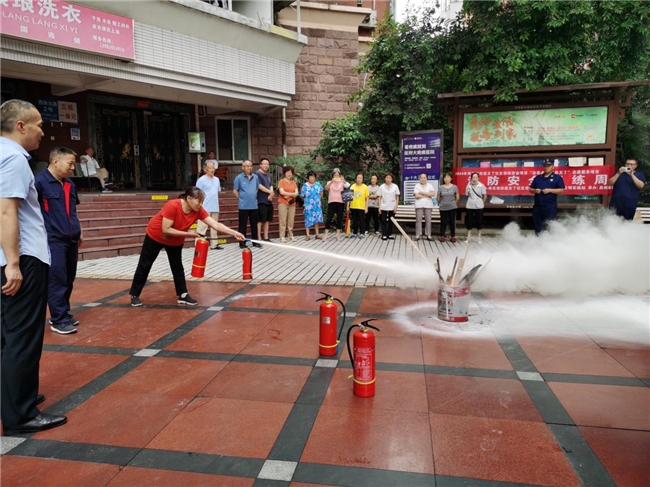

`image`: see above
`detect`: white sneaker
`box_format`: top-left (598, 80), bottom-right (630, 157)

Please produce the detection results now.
top-left (478, 237), bottom-right (483, 244)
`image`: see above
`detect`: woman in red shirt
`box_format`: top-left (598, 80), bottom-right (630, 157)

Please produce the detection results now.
top-left (129, 187), bottom-right (244, 306)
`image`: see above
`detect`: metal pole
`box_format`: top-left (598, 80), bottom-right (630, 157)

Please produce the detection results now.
top-left (296, 0), bottom-right (301, 36)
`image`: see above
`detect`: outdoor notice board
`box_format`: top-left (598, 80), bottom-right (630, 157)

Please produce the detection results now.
top-left (400, 130), bottom-right (443, 204)
top-left (462, 106), bottom-right (608, 149)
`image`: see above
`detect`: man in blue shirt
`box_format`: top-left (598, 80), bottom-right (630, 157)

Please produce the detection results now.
top-left (233, 159), bottom-right (262, 248)
top-left (256, 157), bottom-right (274, 242)
top-left (529, 160), bottom-right (565, 235)
top-left (196, 159), bottom-right (223, 250)
top-left (35, 147), bottom-right (83, 335)
top-left (608, 158), bottom-right (646, 220)
top-left (0, 99), bottom-right (67, 433)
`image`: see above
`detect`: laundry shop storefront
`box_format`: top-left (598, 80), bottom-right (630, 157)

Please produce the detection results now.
top-left (1, 0), bottom-right (303, 189)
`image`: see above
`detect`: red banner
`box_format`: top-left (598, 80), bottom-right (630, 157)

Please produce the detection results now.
top-left (1, 0), bottom-right (135, 60)
top-left (453, 166), bottom-right (615, 195)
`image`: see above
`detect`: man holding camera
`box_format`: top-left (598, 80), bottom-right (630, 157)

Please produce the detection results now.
top-left (608, 158), bottom-right (646, 220)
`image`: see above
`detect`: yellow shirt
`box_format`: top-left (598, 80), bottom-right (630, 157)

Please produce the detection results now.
top-left (349, 183), bottom-right (369, 210)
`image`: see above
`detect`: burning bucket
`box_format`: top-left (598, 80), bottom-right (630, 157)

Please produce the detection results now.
top-left (437, 285), bottom-right (470, 322)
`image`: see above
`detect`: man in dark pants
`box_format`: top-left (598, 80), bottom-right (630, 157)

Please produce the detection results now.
top-left (256, 157), bottom-right (274, 241)
top-left (608, 158), bottom-right (646, 220)
top-left (233, 159), bottom-right (262, 248)
top-left (35, 147), bottom-right (84, 335)
top-left (0, 99), bottom-right (67, 433)
top-left (529, 160), bottom-right (565, 235)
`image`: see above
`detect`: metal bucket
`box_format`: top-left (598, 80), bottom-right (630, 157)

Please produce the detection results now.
top-left (437, 285), bottom-right (470, 322)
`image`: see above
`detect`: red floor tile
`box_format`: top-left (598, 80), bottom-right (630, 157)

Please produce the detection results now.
top-left (71, 278), bottom-right (131, 303)
top-left (105, 357), bottom-right (227, 396)
top-left (227, 284), bottom-right (304, 309)
top-left (518, 336), bottom-right (635, 377)
top-left (34, 390), bottom-right (191, 448)
top-left (341, 336), bottom-right (424, 365)
top-left (285, 286), bottom-right (353, 311)
top-left (105, 466), bottom-right (254, 487)
top-left (421, 334), bottom-right (512, 370)
top-left (302, 405), bottom-right (433, 474)
top-left (426, 375), bottom-right (543, 422)
top-left (73, 308), bottom-right (201, 349)
top-left (146, 397), bottom-right (292, 458)
top-left (109, 281), bottom-right (245, 306)
top-left (38, 352), bottom-right (128, 409)
top-left (200, 361), bottom-right (311, 403)
top-left (580, 426), bottom-right (650, 487)
top-left (322, 368), bottom-right (428, 412)
top-left (165, 311), bottom-right (275, 354)
top-left (430, 414), bottom-right (580, 486)
top-left (549, 382), bottom-right (650, 431)
top-left (0, 456), bottom-right (119, 487)
top-left (240, 314), bottom-right (321, 359)
top-left (358, 287), bottom-right (420, 315)
top-left (606, 349), bottom-right (650, 378)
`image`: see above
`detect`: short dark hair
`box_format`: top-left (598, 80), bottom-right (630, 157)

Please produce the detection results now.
top-left (179, 186), bottom-right (205, 202)
top-left (470, 172), bottom-right (480, 179)
top-left (385, 173), bottom-right (394, 179)
top-left (260, 157), bottom-right (270, 164)
top-left (306, 170), bottom-right (316, 178)
top-left (356, 173), bottom-right (364, 179)
top-left (1, 99), bottom-right (37, 133)
top-left (627, 158), bottom-right (639, 165)
top-left (443, 172), bottom-right (453, 181)
top-left (49, 146), bottom-right (76, 164)
top-left (282, 166), bottom-right (294, 175)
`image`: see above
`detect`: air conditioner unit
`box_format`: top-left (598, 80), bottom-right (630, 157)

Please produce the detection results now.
top-left (361, 10), bottom-right (377, 27)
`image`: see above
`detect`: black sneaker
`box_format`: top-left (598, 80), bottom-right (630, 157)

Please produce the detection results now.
top-left (210, 245), bottom-right (224, 250)
top-left (50, 322), bottom-right (77, 335)
top-left (388, 236), bottom-right (395, 240)
top-left (49, 318), bottom-right (80, 327)
top-left (252, 242), bottom-right (262, 248)
top-left (130, 295), bottom-right (142, 307)
top-left (178, 293), bottom-right (198, 306)
top-left (382, 236), bottom-right (388, 241)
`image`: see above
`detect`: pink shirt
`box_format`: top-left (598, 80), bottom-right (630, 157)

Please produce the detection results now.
top-left (328, 180), bottom-right (345, 203)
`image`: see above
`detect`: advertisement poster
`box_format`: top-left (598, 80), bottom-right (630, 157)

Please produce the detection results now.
top-left (453, 166), bottom-right (615, 196)
top-left (400, 130), bottom-right (443, 204)
top-left (1, 0), bottom-right (135, 60)
top-left (462, 107), bottom-right (608, 149)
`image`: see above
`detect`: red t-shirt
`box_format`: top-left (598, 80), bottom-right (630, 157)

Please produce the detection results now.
top-left (147, 199), bottom-right (209, 246)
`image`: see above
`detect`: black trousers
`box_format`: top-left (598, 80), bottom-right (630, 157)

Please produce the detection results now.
top-left (130, 235), bottom-right (187, 297)
top-left (380, 210), bottom-right (395, 237)
top-left (440, 209), bottom-right (456, 237)
top-left (238, 209), bottom-right (259, 240)
top-left (1, 255), bottom-right (49, 427)
top-left (48, 240), bottom-right (78, 324)
top-left (351, 209), bottom-right (366, 234)
top-left (532, 205), bottom-right (557, 235)
top-left (466, 209), bottom-right (484, 230)
top-left (366, 207), bottom-right (379, 232)
top-left (325, 202), bottom-right (344, 230)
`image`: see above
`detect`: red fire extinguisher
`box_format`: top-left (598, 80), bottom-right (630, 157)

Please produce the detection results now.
top-left (242, 245), bottom-right (253, 280)
top-left (347, 319), bottom-right (380, 397)
top-left (316, 292), bottom-right (346, 356)
top-left (191, 236), bottom-right (209, 278)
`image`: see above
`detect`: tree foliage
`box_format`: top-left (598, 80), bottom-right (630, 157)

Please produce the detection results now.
top-left (314, 0), bottom-right (650, 177)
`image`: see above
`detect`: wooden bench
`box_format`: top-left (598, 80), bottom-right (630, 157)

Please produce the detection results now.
top-left (636, 207), bottom-right (650, 223)
top-left (394, 205), bottom-right (441, 224)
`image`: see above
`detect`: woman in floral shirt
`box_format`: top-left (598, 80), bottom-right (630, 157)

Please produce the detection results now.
top-left (300, 170), bottom-right (324, 240)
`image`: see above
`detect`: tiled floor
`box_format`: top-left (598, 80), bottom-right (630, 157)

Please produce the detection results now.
top-left (1, 278), bottom-right (649, 487)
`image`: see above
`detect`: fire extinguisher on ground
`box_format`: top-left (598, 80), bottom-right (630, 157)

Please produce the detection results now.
top-left (191, 236), bottom-right (209, 278)
top-left (242, 239), bottom-right (253, 279)
top-left (347, 319), bottom-right (380, 397)
top-left (316, 292), bottom-right (346, 356)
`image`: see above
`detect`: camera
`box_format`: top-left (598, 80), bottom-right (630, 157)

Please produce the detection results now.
top-left (624, 167), bottom-right (631, 172)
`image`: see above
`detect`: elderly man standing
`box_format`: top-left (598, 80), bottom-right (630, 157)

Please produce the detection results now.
top-left (196, 159), bottom-right (223, 250)
top-left (0, 99), bottom-right (67, 433)
top-left (79, 147), bottom-right (112, 193)
top-left (233, 159), bottom-right (262, 249)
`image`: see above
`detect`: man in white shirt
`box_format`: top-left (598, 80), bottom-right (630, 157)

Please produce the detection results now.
top-left (79, 147), bottom-right (112, 193)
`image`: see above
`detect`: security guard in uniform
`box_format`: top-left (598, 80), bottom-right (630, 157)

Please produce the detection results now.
top-left (529, 159), bottom-right (565, 235)
top-left (35, 147), bottom-right (83, 334)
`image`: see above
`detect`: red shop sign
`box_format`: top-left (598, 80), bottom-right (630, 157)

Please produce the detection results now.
top-left (453, 166), bottom-right (615, 196)
top-left (1, 0), bottom-right (135, 60)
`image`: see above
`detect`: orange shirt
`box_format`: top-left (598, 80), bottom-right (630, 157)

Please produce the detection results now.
top-left (278, 178), bottom-right (298, 205)
top-left (146, 199), bottom-right (208, 246)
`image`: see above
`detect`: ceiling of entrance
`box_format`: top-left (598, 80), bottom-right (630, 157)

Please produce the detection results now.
top-left (1, 60), bottom-right (283, 115)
